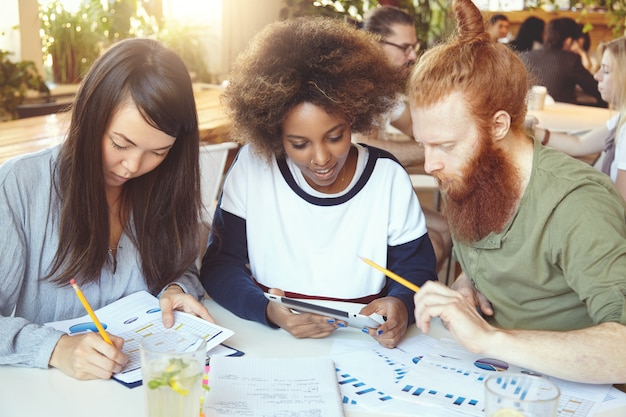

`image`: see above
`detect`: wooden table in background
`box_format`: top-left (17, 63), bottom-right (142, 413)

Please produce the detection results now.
top-left (0, 84), bottom-right (232, 166)
top-left (193, 84), bottom-right (232, 145)
top-left (529, 101), bottom-right (613, 166)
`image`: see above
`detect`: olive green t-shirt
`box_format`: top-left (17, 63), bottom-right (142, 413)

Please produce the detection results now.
top-left (454, 141), bottom-right (626, 331)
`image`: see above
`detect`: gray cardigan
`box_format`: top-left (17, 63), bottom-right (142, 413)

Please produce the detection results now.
top-left (0, 146), bottom-right (204, 368)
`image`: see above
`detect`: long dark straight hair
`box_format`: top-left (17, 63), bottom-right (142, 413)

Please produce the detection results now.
top-left (48, 38), bottom-right (201, 293)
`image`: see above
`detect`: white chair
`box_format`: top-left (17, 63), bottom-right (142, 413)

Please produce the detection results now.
top-left (409, 173), bottom-right (437, 188)
top-left (409, 174), bottom-right (456, 286)
top-left (410, 174), bottom-right (440, 211)
top-left (198, 142), bottom-right (239, 260)
top-left (199, 141), bottom-right (239, 223)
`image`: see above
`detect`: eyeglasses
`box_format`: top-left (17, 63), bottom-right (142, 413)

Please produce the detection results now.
top-left (380, 40), bottom-right (420, 56)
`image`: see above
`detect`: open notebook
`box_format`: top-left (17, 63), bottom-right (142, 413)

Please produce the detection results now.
top-left (45, 290), bottom-right (236, 388)
top-left (205, 356), bottom-right (345, 417)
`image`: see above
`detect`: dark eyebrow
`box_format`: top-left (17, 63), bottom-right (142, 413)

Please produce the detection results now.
top-left (284, 122), bottom-right (347, 140)
top-left (112, 131), bottom-right (174, 151)
top-left (285, 134), bottom-right (308, 140)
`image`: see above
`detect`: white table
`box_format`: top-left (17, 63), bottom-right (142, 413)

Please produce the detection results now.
top-left (0, 299), bottom-right (624, 417)
top-left (529, 102), bottom-right (613, 135)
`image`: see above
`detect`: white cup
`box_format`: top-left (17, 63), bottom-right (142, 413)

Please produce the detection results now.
top-left (140, 332), bottom-right (206, 417)
top-left (527, 86), bottom-right (548, 111)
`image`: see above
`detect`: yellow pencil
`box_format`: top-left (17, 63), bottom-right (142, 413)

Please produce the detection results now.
top-left (70, 279), bottom-right (113, 345)
top-left (359, 256), bottom-right (421, 293)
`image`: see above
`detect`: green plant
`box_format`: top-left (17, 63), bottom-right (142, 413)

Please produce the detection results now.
top-left (0, 50), bottom-right (50, 120)
top-left (279, 0), bottom-right (454, 49)
top-left (39, 0), bottom-right (211, 84)
top-left (280, 0), bottom-right (370, 19)
top-left (596, 0), bottom-right (626, 37)
top-left (39, 0), bottom-right (159, 84)
top-left (157, 21), bottom-right (212, 82)
top-left (571, 0), bottom-right (626, 37)
top-left (40, 0), bottom-right (107, 84)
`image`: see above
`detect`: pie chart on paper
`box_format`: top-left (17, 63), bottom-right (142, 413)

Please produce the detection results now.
top-left (473, 357), bottom-right (509, 372)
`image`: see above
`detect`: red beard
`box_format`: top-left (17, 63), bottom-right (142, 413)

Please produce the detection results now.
top-left (437, 137), bottom-right (522, 244)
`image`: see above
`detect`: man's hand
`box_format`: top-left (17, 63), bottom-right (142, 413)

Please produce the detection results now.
top-left (413, 281), bottom-right (496, 354)
top-left (451, 273), bottom-right (493, 316)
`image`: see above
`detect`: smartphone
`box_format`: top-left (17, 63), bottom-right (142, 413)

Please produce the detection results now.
top-left (264, 293), bottom-right (383, 329)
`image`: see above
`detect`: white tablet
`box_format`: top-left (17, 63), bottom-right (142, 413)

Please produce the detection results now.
top-left (264, 293), bottom-right (383, 329)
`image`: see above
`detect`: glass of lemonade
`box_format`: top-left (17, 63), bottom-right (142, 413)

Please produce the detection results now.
top-left (484, 373), bottom-right (560, 417)
top-left (140, 332), bottom-right (206, 417)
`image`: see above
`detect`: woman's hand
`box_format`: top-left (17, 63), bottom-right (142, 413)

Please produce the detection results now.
top-left (49, 333), bottom-right (127, 380)
top-left (359, 296), bottom-right (408, 348)
top-left (265, 288), bottom-right (344, 338)
top-left (159, 284), bottom-right (215, 328)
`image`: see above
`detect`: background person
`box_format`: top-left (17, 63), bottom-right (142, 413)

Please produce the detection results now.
top-left (571, 30), bottom-right (600, 74)
top-left (486, 13), bottom-right (510, 42)
top-left (201, 17), bottom-right (437, 349)
top-left (356, 5), bottom-right (452, 273)
top-left (520, 17), bottom-right (606, 107)
top-left (0, 38), bottom-right (213, 380)
top-left (508, 16), bottom-right (544, 52)
top-left (355, 6), bottom-right (420, 157)
top-left (531, 36), bottom-right (626, 200)
top-left (409, 0), bottom-right (626, 384)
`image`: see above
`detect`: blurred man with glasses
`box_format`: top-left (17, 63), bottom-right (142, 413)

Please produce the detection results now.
top-left (356, 5), bottom-right (452, 274)
top-left (364, 6), bottom-right (419, 78)
top-left (358, 5), bottom-right (419, 150)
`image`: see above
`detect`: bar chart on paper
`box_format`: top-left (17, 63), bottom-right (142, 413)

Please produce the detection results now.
top-left (336, 367), bottom-right (434, 415)
top-left (45, 291), bottom-right (234, 387)
top-left (330, 337), bottom-right (610, 417)
top-left (396, 360), bottom-right (486, 415)
top-left (331, 340), bottom-right (439, 414)
top-left (118, 310), bottom-right (231, 377)
top-left (398, 338), bottom-right (609, 417)
top-left (398, 356), bottom-right (603, 417)
top-left (335, 347), bottom-right (410, 410)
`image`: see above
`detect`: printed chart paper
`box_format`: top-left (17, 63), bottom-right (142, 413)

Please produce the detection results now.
top-left (45, 290), bottom-right (234, 387)
top-left (399, 338), bottom-right (610, 417)
top-left (330, 335), bottom-right (612, 417)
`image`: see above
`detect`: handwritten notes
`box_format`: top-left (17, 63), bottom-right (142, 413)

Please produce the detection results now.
top-left (204, 357), bottom-right (344, 417)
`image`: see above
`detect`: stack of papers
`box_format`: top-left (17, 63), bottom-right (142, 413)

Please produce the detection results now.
top-left (330, 335), bottom-right (620, 417)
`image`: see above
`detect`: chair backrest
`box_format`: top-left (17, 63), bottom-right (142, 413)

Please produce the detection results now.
top-left (409, 174), bottom-right (438, 191)
top-left (410, 173), bottom-right (442, 213)
top-left (199, 141), bottom-right (239, 224)
top-left (15, 101), bottom-right (71, 119)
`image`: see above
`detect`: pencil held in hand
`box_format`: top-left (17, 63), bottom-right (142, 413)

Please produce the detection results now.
top-left (359, 256), bottom-right (421, 293)
top-left (70, 278), bottom-right (113, 344)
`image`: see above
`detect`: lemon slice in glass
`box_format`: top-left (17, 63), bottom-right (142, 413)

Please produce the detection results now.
top-left (491, 409), bottom-right (526, 417)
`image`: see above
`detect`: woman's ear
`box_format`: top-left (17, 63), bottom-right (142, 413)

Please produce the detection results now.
top-left (492, 110), bottom-right (511, 142)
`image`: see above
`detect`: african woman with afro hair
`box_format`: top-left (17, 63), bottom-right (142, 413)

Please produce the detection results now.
top-left (201, 17), bottom-right (437, 348)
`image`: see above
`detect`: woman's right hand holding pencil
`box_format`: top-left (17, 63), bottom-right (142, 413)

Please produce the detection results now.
top-left (49, 333), bottom-right (127, 380)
